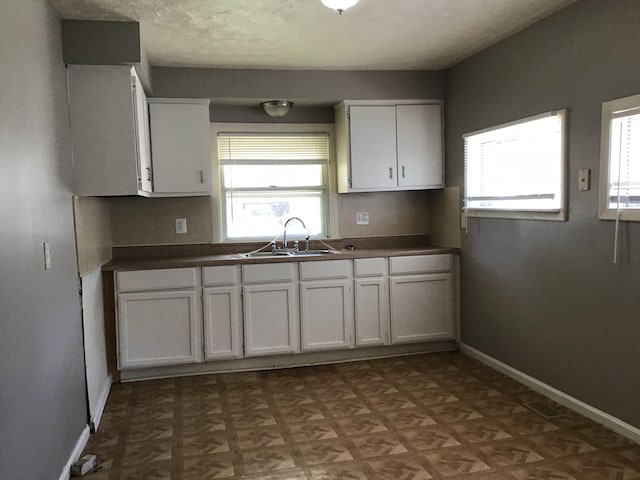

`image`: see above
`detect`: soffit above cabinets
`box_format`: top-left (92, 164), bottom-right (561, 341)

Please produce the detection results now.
top-left (51, 0), bottom-right (575, 70)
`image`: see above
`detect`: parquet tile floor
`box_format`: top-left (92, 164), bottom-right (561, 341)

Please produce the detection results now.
top-left (81, 352), bottom-right (640, 479)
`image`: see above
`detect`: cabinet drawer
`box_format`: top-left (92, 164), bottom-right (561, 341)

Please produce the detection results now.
top-left (242, 263), bottom-right (296, 283)
top-left (299, 260), bottom-right (351, 280)
top-left (354, 258), bottom-right (386, 277)
top-left (389, 254), bottom-right (452, 275)
top-left (203, 265), bottom-right (239, 286)
top-left (117, 268), bottom-right (199, 292)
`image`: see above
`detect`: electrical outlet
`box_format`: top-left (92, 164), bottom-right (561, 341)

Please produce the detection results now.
top-left (43, 242), bottom-right (52, 270)
top-left (578, 168), bottom-right (591, 191)
top-left (355, 211), bottom-right (369, 225)
top-left (175, 218), bottom-right (188, 234)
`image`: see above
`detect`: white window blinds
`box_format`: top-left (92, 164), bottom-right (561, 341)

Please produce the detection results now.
top-left (608, 108), bottom-right (640, 209)
top-left (464, 111), bottom-right (565, 213)
top-left (217, 134), bottom-right (330, 164)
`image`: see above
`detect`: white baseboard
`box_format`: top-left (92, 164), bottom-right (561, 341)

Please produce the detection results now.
top-left (90, 374), bottom-right (112, 431)
top-left (58, 425), bottom-right (90, 480)
top-left (459, 343), bottom-right (640, 445)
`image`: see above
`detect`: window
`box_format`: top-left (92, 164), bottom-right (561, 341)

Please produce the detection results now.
top-left (216, 131), bottom-right (330, 240)
top-left (464, 110), bottom-right (567, 221)
top-left (599, 93), bottom-right (640, 221)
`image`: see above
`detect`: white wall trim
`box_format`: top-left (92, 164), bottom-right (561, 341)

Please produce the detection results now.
top-left (58, 425), bottom-right (90, 480)
top-left (90, 374), bottom-right (112, 431)
top-left (459, 343), bottom-right (640, 444)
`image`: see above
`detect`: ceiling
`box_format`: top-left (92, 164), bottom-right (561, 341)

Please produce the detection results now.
top-left (51, 0), bottom-right (575, 70)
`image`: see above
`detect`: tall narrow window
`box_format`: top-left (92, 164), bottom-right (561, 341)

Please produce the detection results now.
top-left (217, 133), bottom-right (330, 240)
top-left (599, 93), bottom-right (640, 221)
top-left (464, 110), bottom-right (567, 221)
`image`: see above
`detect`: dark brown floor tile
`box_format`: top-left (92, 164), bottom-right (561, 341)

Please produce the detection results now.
top-left (183, 414), bottom-right (226, 435)
top-left (423, 447), bottom-right (491, 477)
top-left (240, 468), bottom-right (307, 480)
top-left (278, 404), bottom-right (326, 423)
top-left (230, 409), bottom-right (277, 429)
top-left (367, 393), bottom-right (417, 412)
top-left (380, 366), bottom-right (423, 379)
top-left (509, 462), bottom-right (579, 480)
top-left (451, 418), bottom-right (513, 444)
top-left (182, 432), bottom-right (230, 456)
top-left (126, 420), bottom-right (174, 443)
top-left (351, 432), bottom-right (409, 458)
top-left (383, 408), bottom-right (437, 430)
top-left (122, 439), bottom-right (173, 466)
top-left (130, 403), bottom-right (174, 423)
top-left (336, 414), bottom-right (389, 436)
top-left (225, 394), bottom-right (270, 412)
top-left (305, 374), bottom-right (347, 389)
top-left (576, 423), bottom-right (635, 449)
top-left (287, 420), bottom-right (339, 443)
top-left (400, 426), bottom-right (462, 451)
top-left (345, 370), bottom-right (385, 384)
top-left (411, 388), bottom-right (459, 406)
top-left (236, 426), bottom-right (286, 449)
top-left (474, 396), bottom-right (528, 417)
top-left (182, 398), bottom-right (223, 416)
top-left (367, 455), bottom-right (433, 480)
top-left (428, 401), bottom-right (484, 423)
top-left (224, 382), bottom-right (264, 396)
top-left (265, 377), bottom-right (307, 393)
top-left (182, 453), bottom-right (235, 479)
top-left (307, 461), bottom-right (370, 479)
top-left (564, 451), bottom-right (640, 479)
top-left (393, 376), bottom-right (440, 391)
top-left (478, 439), bottom-right (546, 467)
top-left (447, 382), bottom-right (502, 400)
top-left (313, 385), bottom-right (357, 401)
top-left (528, 430), bottom-right (598, 457)
top-left (298, 439), bottom-right (354, 465)
top-left (181, 385), bottom-right (221, 398)
top-left (498, 411), bottom-right (560, 436)
top-left (119, 462), bottom-right (173, 480)
top-left (353, 381), bottom-right (399, 397)
top-left (271, 391), bottom-right (315, 406)
top-left (217, 371), bottom-right (259, 383)
top-left (325, 399), bottom-right (372, 417)
top-left (241, 447), bottom-right (297, 474)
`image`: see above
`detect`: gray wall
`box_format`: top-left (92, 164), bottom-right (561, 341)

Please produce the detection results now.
top-left (446, 0), bottom-right (640, 427)
top-left (0, 1), bottom-right (88, 478)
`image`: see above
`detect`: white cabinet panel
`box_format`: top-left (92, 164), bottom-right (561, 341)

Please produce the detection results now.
top-left (390, 273), bottom-right (454, 344)
top-left (355, 278), bottom-right (389, 347)
top-left (203, 265), bottom-right (240, 286)
top-left (397, 104), bottom-right (443, 188)
top-left (354, 258), bottom-right (386, 277)
top-left (118, 290), bottom-right (202, 369)
top-left (300, 280), bottom-right (354, 351)
top-left (117, 267), bottom-right (199, 292)
top-left (242, 263), bottom-right (296, 284)
top-left (148, 99), bottom-right (211, 196)
top-left (349, 105), bottom-right (398, 190)
top-left (299, 259), bottom-right (350, 280)
top-left (203, 286), bottom-right (243, 360)
top-left (389, 254), bottom-right (452, 275)
top-left (243, 283), bottom-right (299, 356)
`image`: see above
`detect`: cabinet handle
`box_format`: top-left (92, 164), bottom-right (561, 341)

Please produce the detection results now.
top-left (402, 165), bottom-right (405, 178)
top-left (199, 170), bottom-right (204, 184)
top-left (389, 167), bottom-right (393, 179)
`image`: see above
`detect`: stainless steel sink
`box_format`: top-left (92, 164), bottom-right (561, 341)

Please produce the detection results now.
top-left (239, 249), bottom-right (340, 258)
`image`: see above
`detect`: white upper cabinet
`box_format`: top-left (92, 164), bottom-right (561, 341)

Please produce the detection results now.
top-left (67, 65), bottom-right (211, 197)
top-left (68, 65), bottom-right (152, 196)
top-left (335, 101), bottom-right (444, 193)
top-left (148, 99), bottom-right (212, 196)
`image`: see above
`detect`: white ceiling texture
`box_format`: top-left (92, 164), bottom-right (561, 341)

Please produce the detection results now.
top-left (51, 0), bottom-right (575, 70)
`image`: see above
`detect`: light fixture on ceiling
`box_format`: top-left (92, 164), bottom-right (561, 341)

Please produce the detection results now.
top-left (321, 0), bottom-right (360, 15)
top-left (261, 100), bottom-right (293, 117)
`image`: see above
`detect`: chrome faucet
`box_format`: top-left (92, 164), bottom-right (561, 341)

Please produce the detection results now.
top-left (282, 217), bottom-right (307, 251)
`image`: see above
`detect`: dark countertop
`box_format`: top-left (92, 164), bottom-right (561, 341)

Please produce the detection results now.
top-left (103, 245), bottom-right (458, 272)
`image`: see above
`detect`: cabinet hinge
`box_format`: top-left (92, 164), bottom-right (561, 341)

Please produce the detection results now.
top-left (348, 178), bottom-right (352, 188)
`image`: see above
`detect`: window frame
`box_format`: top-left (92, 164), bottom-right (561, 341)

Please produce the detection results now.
top-left (211, 123), bottom-right (337, 243)
top-left (598, 93), bottom-right (640, 222)
top-left (463, 109), bottom-right (568, 222)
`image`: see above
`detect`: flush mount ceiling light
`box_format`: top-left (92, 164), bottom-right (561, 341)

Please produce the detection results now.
top-left (261, 100), bottom-right (293, 117)
top-left (321, 0), bottom-right (360, 15)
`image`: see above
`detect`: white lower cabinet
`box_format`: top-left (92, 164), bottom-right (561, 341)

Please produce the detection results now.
top-left (242, 262), bottom-right (299, 357)
top-left (243, 283), bottom-right (300, 356)
top-left (118, 289), bottom-right (202, 369)
top-left (389, 273), bottom-right (454, 343)
top-left (300, 280), bottom-right (354, 351)
top-left (203, 286), bottom-right (242, 360)
top-left (355, 278), bottom-right (389, 346)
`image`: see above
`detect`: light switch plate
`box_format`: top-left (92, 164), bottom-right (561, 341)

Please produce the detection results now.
top-left (578, 168), bottom-right (591, 191)
top-left (175, 218), bottom-right (188, 234)
top-left (355, 211), bottom-right (369, 225)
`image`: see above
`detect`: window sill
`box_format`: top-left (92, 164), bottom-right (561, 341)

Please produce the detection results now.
top-left (465, 209), bottom-right (567, 222)
top-left (598, 209), bottom-right (640, 222)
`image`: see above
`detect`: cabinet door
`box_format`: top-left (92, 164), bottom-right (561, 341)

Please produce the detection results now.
top-left (300, 280), bottom-right (354, 351)
top-left (349, 105), bottom-right (398, 190)
top-left (203, 286), bottom-right (243, 360)
top-left (243, 283), bottom-right (299, 357)
top-left (355, 278), bottom-right (389, 347)
top-left (396, 104), bottom-right (443, 189)
top-left (132, 72), bottom-right (153, 193)
top-left (118, 290), bottom-right (202, 369)
top-left (390, 273), bottom-right (454, 344)
top-left (148, 100), bottom-right (211, 195)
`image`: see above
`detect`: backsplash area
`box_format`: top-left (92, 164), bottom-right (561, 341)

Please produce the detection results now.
top-left (107, 190), bottom-right (431, 246)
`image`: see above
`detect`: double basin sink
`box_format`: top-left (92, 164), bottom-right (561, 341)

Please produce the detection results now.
top-left (239, 249), bottom-right (341, 259)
